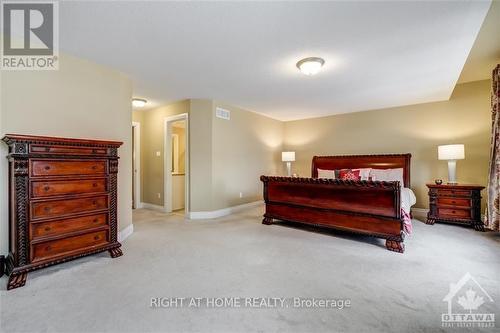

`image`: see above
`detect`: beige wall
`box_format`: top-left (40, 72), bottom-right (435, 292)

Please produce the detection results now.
top-left (134, 99), bottom-right (284, 212)
top-left (136, 81), bottom-right (491, 213)
top-left (0, 70), bottom-right (6, 256)
top-left (284, 80), bottom-right (491, 209)
top-left (0, 54), bottom-right (133, 255)
top-left (211, 101), bottom-right (283, 210)
top-left (132, 100), bottom-right (189, 205)
top-left (188, 99), bottom-right (214, 211)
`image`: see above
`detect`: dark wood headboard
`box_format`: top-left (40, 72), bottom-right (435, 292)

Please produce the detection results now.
top-left (311, 154), bottom-right (411, 187)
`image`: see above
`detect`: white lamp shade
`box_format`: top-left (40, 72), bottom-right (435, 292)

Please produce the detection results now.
top-left (282, 151), bottom-right (295, 162)
top-left (438, 144), bottom-right (465, 160)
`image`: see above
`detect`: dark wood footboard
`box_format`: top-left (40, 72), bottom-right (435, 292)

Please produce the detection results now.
top-left (260, 176), bottom-right (405, 253)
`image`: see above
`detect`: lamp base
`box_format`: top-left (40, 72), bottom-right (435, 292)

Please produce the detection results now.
top-left (447, 160), bottom-right (457, 184)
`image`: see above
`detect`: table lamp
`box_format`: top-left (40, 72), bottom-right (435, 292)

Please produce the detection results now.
top-left (282, 151), bottom-right (295, 177)
top-left (438, 144), bottom-right (465, 184)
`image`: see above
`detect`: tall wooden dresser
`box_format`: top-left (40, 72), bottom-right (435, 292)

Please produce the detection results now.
top-left (2, 134), bottom-right (123, 290)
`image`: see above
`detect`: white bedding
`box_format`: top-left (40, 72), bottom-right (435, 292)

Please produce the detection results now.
top-left (401, 187), bottom-right (416, 213)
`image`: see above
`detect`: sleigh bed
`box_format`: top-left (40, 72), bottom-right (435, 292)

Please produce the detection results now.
top-left (260, 154), bottom-right (414, 253)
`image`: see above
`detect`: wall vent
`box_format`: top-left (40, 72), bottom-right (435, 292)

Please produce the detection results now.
top-left (215, 107), bottom-right (230, 120)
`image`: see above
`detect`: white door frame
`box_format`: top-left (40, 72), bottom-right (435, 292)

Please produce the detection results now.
top-left (164, 113), bottom-right (189, 215)
top-left (132, 121), bottom-right (141, 209)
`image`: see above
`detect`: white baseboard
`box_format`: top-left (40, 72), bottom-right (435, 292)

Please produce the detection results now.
top-left (188, 200), bottom-right (263, 220)
top-left (118, 223), bottom-right (134, 242)
top-left (140, 202), bottom-right (165, 212)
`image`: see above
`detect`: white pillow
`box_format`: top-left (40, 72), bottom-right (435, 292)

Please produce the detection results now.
top-left (317, 168), bottom-right (335, 179)
top-left (369, 168), bottom-right (404, 185)
top-left (353, 168), bottom-right (372, 181)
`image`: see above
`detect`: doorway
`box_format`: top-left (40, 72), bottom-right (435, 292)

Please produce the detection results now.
top-left (164, 113), bottom-right (189, 215)
top-left (132, 121), bottom-right (141, 209)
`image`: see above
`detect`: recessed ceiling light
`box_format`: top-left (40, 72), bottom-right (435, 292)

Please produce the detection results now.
top-left (296, 57), bottom-right (325, 76)
top-left (132, 98), bottom-right (147, 107)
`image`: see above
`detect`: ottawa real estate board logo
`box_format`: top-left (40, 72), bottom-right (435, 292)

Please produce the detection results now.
top-left (1, 1), bottom-right (59, 70)
top-left (442, 272), bottom-right (495, 328)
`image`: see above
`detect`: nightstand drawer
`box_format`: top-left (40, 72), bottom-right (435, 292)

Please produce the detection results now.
top-left (437, 197), bottom-right (470, 208)
top-left (438, 208), bottom-right (471, 219)
top-left (437, 189), bottom-right (471, 197)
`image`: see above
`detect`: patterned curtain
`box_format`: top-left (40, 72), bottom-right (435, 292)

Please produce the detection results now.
top-left (486, 64), bottom-right (500, 232)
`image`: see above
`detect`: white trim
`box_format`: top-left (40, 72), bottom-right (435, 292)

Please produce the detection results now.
top-left (140, 202), bottom-right (165, 212)
top-left (164, 113), bottom-right (189, 215)
top-left (188, 201), bottom-right (263, 220)
top-left (132, 121), bottom-right (141, 209)
top-left (118, 224), bottom-right (134, 242)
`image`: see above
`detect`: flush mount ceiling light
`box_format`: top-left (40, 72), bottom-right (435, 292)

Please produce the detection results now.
top-left (296, 57), bottom-right (325, 76)
top-left (132, 98), bottom-right (147, 107)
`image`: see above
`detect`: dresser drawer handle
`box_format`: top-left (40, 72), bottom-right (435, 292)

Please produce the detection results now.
top-left (45, 245), bottom-right (52, 251)
top-left (91, 166), bottom-right (97, 170)
top-left (93, 218), bottom-right (99, 223)
top-left (44, 226), bottom-right (51, 232)
top-left (44, 206), bottom-right (51, 212)
top-left (94, 235), bottom-right (100, 241)
top-left (92, 183), bottom-right (98, 187)
top-left (92, 200), bottom-right (97, 205)
top-left (451, 201), bottom-right (456, 204)
top-left (452, 210), bottom-right (456, 214)
top-left (44, 185), bottom-right (50, 191)
top-left (44, 166), bottom-right (51, 170)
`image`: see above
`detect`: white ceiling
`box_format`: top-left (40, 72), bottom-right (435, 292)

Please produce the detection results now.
top-left (458, 0), bottom-right (500, 83)
top-left (59, 1), bottom-right (492, 121)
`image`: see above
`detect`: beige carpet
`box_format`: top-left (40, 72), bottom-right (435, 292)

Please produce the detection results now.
top-left (1, 206), bottom-right (499, 333)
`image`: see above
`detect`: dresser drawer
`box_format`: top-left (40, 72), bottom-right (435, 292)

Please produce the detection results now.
top-left (31, 160), bottom-right (106, 177)
top-left (31, 213), bottom-right (108, 239)
top-left (32, 230), bottom-right (108, 262)
top-left (437, 197), bottom-right (471, 208)
top-left (31, 195), bottom-right (108, 219)
top-left (31, 178), bottom-right (107, 198)
top-left (30, 144), bottom-right (108, 156)
top-left (436, 189), bottom-right (471, 197)
top-left (438, 208), bottom-right (471, 219)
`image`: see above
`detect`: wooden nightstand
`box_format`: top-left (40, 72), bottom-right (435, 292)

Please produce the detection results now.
top-left (426, 183), bottom-right (485, 231)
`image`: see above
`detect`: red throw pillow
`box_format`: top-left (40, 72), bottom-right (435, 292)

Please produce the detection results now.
top-left (339, 169), bottom-right (361, 181)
